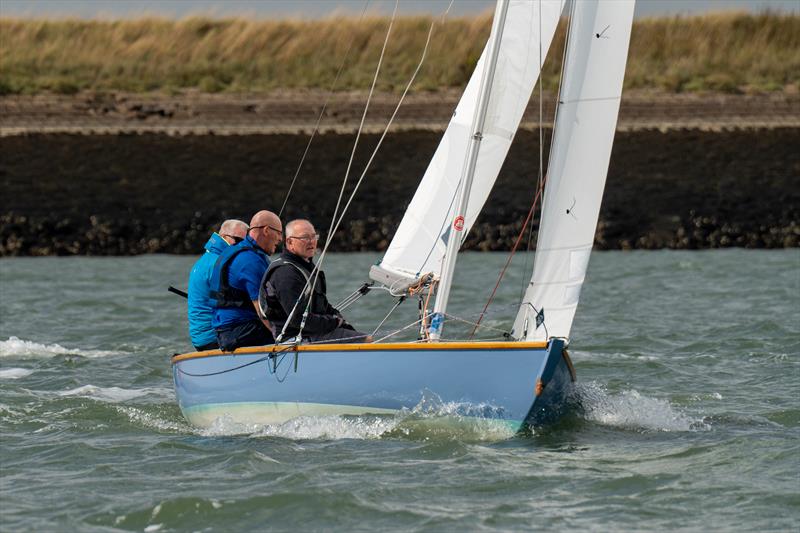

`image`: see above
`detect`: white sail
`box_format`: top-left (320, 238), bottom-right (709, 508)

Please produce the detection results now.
top-left (370, 0), bottom-right (566, 290)
top-left (513, 0), bottom-right (635, 342)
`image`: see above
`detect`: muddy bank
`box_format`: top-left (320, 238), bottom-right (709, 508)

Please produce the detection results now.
top-left (0, 129), bottom-right (798, 256)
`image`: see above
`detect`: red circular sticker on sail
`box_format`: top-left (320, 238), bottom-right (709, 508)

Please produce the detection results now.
top-left (453, 215), bottom-right (465, 232)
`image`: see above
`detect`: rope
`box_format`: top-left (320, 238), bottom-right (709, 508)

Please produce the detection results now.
top-left (278, 0), bottom-right (373, 217)
top-left (468, 185), bottom-right (544, 338)
top-left (474, 0), bottom-right (578, 339)
top-left (445, 312), bottom-right (511, 337)
top-left (374, 317), bottom-right (425, 343)
top-left (370, 296), bottom-right (406, 337)
top-left (334, 282), bottom-right (373, 311)
top-left (285, 0), bottom-right (456, 343)
top-left (275, 2), bottom-right (401, 343)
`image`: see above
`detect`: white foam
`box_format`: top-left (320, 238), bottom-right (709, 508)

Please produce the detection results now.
top-left (0, 337), bottom-right (120, 359)
top-left (116, 406), bottom-right (193, 433)
top-left (0, 368), bottom-right (33, 379)
top-left (578, 382), bottom-right (710, 432)
top-left (58, 385), bottom-right (171, 403)
top-left (198, 413), bottom-right (398, 440)
top-left (196, 394), bottom-right (516, 442)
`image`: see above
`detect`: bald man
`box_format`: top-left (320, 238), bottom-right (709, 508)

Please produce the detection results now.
top-left (187, 219), bottom-right (249, 351)
top-left (210, 210), bottom-right (283, 351)
top-left (260, 219), bottom-right (370, 344)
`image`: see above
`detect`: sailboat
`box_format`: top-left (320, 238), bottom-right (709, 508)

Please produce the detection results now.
top-left (171, 0), bottom-right (635, 433)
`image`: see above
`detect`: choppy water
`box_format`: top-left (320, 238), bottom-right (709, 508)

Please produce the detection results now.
top-left (1, 250), bottom-right (798, 531)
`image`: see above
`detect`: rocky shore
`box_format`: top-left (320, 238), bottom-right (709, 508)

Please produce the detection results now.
top-left (1, 92), bottom-right (798, 255)
top-left (1, 121), bottom-right (797, 255)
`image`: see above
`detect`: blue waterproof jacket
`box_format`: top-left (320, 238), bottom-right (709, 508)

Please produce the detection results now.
top-left (187, 233), bottom-right (229, 348)
top-left (211, 235), bottom-right (270, 329)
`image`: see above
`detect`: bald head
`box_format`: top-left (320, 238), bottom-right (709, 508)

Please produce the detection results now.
top-left (248, 210), bottom-right (283, 254)
top-left (219, 219), bottom-right (248, 245)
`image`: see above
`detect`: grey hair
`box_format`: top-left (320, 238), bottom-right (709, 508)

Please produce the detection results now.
top-left (219, 219), bottom-right (249, 235)
top-left (285, 219), bottom-right (314, 238)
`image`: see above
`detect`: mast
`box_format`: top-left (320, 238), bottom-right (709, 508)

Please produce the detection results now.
top-left (427, 0), bottom-right (510, 341)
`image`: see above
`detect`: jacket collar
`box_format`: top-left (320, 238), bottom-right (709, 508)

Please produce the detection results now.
top-left (204, 232), bottom-right (228, 254)
top-left (282, 250), bottom-right (314, 269)
top-left (244, 234), bottom-right (267, 254)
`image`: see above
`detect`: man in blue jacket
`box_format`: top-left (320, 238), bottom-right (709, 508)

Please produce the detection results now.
top-left (211, 210), bottom-right (283, 351)
top-left (187, 219), bottom-right (249, 351)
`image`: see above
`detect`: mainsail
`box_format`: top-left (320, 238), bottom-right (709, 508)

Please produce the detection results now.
top-left (370, 0), bottom-right (566, 290)
top-left (513, 0), bottom-right (635, 342)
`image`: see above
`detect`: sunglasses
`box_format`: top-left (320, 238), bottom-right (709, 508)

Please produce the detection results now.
top-left (250, 224), bottom-right (283, 235)
top-left (221, 234), bottom-right (244, 244)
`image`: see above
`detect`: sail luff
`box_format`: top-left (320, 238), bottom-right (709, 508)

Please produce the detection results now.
top-left (428, 0), bottom-right (510, 341)
top-left (513, 0), bottom-right (636, 342)
top-left (369, 0), bottom-right (566, 289)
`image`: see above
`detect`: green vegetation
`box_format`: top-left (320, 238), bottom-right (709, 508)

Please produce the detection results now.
top-left (0, 12), bottom-right (797, 95)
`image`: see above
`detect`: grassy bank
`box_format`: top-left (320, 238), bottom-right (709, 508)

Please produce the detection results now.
top-left (0, 12), bottom-right (798, 95)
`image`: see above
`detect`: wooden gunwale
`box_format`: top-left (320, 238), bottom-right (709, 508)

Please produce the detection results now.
top-left (171, 341), bottom-right (549, 364)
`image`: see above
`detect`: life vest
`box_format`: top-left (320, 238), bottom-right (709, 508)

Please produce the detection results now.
top-left (258, 254), bottom-right (323, 321)
top-left (209, 240), bottom-right (267, 309)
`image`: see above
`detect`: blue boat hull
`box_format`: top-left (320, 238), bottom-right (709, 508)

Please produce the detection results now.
top-left (171, 339), bottom-right (575, 433)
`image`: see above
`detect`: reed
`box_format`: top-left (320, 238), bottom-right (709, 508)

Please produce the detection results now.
top-left (0, 12), bottom-right (797, 95)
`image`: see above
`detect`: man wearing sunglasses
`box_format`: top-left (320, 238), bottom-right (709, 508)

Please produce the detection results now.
top-left (260, 219), bottom-right (370, 344)
top-left (210, 210), bottom-right (284, 351)
top-left (187, 219), bottom-right (249, 351)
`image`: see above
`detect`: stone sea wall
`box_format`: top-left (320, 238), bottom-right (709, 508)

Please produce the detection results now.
top-left (1, 126), bottom-right (797, 256)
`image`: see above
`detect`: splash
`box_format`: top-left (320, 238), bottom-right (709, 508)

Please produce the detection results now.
top-left (115, 406), bottom-right (194, 433)
top-left (576, 382), bottom-right (710, 432)
top-left (0, 337), bottom-right (121, 359)
top-left (194, 393), bottom-right (517, 442)
top-left (199, 413), bottom-right (398, 440)
top-left (57, 385), bottom-right (172, 403)
top-left (0, 368), bottom-right (34, 379)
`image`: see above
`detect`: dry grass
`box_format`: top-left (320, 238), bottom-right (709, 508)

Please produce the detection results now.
top-left (0, 12), bottom-right (797, 95)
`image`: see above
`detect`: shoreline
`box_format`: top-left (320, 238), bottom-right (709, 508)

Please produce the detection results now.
top-left (2, 91), bottom-right (798, 136)
top-left (1, 124), bottom-right (797, 256)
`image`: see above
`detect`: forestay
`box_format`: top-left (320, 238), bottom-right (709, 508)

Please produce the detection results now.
top-left (513, 0), bottom-right (635, 342)
top-left (370, 0), bottom-right (566, 291)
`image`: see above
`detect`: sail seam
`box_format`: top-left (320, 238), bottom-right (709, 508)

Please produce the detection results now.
top-left (558, 96), bottom-right (621, 104)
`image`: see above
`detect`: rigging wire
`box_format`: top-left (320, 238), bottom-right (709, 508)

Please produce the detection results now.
top-left (276, 0), bottom-right (456, 343)
top-left (274, 1), bottom-right (401, 342)
top-left (326, 0), bottom-right (399, 244)
top-left (278, 0), bottom-right (373, 217)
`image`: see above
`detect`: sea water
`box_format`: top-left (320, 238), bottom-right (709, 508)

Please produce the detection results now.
top-left (0, 250), bottom-right (798, 531)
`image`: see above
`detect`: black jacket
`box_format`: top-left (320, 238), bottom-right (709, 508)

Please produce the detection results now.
top-left (260, 251), bottom-right (343, 337)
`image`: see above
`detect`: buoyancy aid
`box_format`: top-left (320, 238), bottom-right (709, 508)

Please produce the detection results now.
top-left (209, 239), bottom-right (267, 309)
top-left (258, 254), bottom-right (324, 322)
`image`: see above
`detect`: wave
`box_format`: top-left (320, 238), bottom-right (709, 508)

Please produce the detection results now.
top-left (0, 367), bottom-right (34, 379)
top-left (576, 382), bottom-right (710, 432)
top-left (57, 385), bottom-right (173, 403)
top-left (0, 337), bottom-right (121, 359)
top-left (115, 406), bottom-right (193, 433)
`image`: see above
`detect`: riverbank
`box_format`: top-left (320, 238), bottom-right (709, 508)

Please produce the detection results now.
top-left (2, 90), bottom-right (798, 135)
top-left (1, 126), bottom-right (797, 255)
top-left (1, 13), bottom-right (798, 95)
